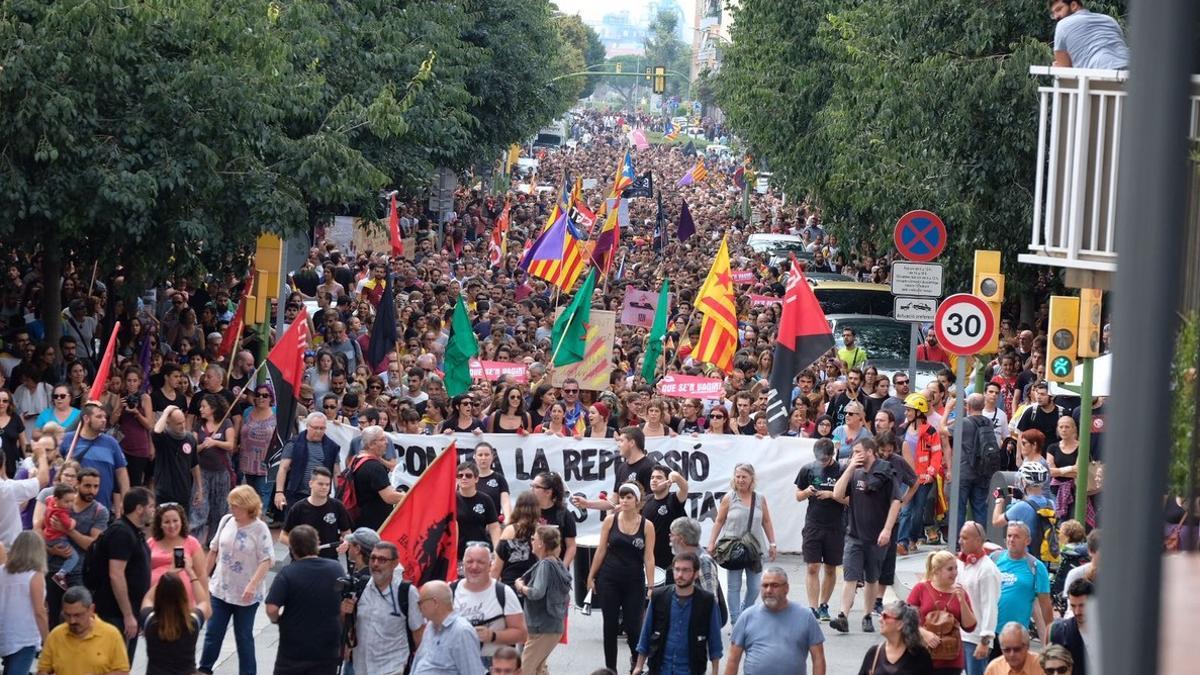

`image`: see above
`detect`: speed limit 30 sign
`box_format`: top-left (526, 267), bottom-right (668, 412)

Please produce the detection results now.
top-left (934, 294), bottom-right (997, 356)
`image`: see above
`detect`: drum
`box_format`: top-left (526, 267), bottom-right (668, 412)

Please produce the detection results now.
top-left (653, 566), bottom-right (667, 588)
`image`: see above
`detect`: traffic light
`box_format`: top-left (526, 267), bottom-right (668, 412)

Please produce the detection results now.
top-left (653, 66), bottom-right (666, 94)
top-left (645, 67), bottom-right (652, 82)
top-left (1047, 296), bottom-right (1080, 383)
top-left (614, 62), bottom-right (623, 74)
top-left (254, 234), bottom-right (283, 308)
top-left (972, 250), bottom-right (1003, 353)
top-left (1077, 288), bottom-right (1102, 358)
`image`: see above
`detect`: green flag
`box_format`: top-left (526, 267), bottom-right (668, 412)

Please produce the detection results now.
top-left (641, 280), bottom-right (670, 384)
top-left (444, 296), bottom-right (478, 397)
top-left (550, 270), bottom-right (597, 367)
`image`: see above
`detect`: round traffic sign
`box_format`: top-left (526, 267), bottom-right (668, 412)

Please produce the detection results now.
top-left (894, 210), bottom-right (947, 262)
top-left (933, 293), bottom-right (996, 356)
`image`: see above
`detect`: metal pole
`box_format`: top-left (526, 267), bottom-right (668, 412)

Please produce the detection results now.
top-left (1073, 357), bottom-right (1094, 524)
top-left (947, 353), bottom-right (968, 554)
top-left (907, 323), bottom-right (918, 388)
top-left (1101, 1), bottom-right (1194, 674)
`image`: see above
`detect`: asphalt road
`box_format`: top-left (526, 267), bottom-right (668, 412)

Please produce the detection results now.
top-left (129, 543), bottom-right (930, 675)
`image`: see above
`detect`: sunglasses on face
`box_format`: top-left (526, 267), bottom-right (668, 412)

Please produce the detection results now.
top-left (323, 404), bottom-right (338, 409)
top-left (53, 393), bottom-right (69, 400)
top-left (457, 473), bottom-right (476, 479)
top-left (1044, 667), bottom-right (1070, 675)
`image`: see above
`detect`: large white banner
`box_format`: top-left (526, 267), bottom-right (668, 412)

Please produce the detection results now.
top-left (321, 427), bottom-right (816, 552)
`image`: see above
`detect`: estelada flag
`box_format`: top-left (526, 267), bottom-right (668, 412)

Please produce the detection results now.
top-left (378, 443), bottom-right (460, 585)
top-left (266, 306), bottom-right (310, 445)
top-left (766, 254), bottom-right (834, 436)
top-left (86, 321), bottom-right (121, 403)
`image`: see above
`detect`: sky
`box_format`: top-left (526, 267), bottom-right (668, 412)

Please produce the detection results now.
top-left (554, 0), bottom-right (696, 30)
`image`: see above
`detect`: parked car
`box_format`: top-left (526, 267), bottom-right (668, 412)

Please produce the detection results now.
top-left (825, 314), bottom-right (944, 389)
top-left (811, 281), bottom-right (893, 317)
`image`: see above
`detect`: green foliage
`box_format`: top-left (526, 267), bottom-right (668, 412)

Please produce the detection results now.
top-left (601, 55), bottom-right (647, 107)
top-left (1170, 312), bottom-right (1199, 498)
top-left (557, 13), bottom-right (606, 98)
top-left (643, 10), bottom-right (690, 99)
top-left (715, 0), bottom-right (1127, 291)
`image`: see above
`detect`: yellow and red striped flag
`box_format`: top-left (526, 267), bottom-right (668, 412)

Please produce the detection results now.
top-left (692, 236), bottom-right (737, 372)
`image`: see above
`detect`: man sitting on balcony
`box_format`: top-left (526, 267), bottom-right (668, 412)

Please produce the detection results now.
top-left (1050, 1), bottom-right (1130, 70)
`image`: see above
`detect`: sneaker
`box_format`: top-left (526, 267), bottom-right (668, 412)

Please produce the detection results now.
top-left (873, 597), bottom-right (884, 615)
top-left (862, 615), bottom-right (875, 633)
top-left (829, 612), bottom-right (849, 633)
top-left (811, 606), bottom-right (820, 620)
top-left (896, 542), bottom-right (909, 556)
top-left (818, 604), bottom-right (831, 622)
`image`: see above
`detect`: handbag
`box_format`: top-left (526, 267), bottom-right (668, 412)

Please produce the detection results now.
top-left (1165, 508), bottom-right (1189, 552)
top-left (1087, 461), bottom-right (1104, 496)
top-left (922, 586), bottom-right (962, 662)
top-left (714, 491), bottom-right (762, 572)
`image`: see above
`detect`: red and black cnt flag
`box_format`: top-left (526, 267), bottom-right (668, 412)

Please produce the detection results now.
top-left (766, 256), bottom-right (834, 436)
top-left (378, 444), bottom-right (460, 585)
top-left (266, 306), bottom-right (310, 446)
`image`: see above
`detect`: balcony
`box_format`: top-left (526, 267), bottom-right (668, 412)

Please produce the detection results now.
top-left (1020, 66), bottom-right (1200, 294)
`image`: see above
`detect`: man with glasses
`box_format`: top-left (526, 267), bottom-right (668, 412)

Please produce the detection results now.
top-left (343, 541), bottom-right (425, 675)
top-left (275, 412), bottom-right (341, 515)
top-left (451, 543), bottom-right (527, 671)
top-left (559, 378), bottom-right (585, 428)
top-left (984, 622), bottom-right (1042, 675)
top-left (724, 567), bottom-right (826, 675)
top-left (36, 587), bottom-right (130, 675)
top-left (881, 374), bottom-right (911, 426)
top-left (411, 580), bottom-right (482, 675)
top-left (456, 462), bottom-right (500, 557)
top-left (266, 525), bottom-right (345, 674)
top-left (151, 406), bottom-right (202, 510)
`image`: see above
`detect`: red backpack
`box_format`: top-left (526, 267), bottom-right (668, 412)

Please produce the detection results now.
top-left (337, 454), bottom-right (379, 521)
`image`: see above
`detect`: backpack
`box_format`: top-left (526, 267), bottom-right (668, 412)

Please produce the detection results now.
top-left (450, 579), bottom-right (510, 626)
top-left (351, 576), bottom-right (416, 668)
top-left (337, 454), bottom-right (379, 522)
top-left (81, 517), bottom-right (130, 592)
top-left (1024, 498), bottom-right (1062, 567)
top-left (972, 417), bottom-right (1006, 478)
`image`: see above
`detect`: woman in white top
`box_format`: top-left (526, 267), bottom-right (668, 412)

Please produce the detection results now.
top-left (199, 485), bottom-right (274, 675)
top-left (0, 531), bottom-right (49, 674)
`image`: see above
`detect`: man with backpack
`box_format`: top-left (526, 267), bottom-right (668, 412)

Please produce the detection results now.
top-left (341, 540), bottom-right (425, 675)
top-left (991, 462), bottom-right (1060, 568)
top-left (345, 426), bottom-right (405, 530)
top-left (281, 466), bottom-right (352, 560)
top-left (452, 542), bottom-right (527, 671)
top-left (955, 394), bottom-right (1005, 533)
top-left (88, 487), bottom-right (155, 659)
top-left (987, 521), bottom-right (1051, 662)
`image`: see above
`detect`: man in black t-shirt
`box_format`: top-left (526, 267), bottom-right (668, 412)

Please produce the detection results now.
top-left (642, 465), bottom-right (689, 572)
top-left (151, 406), bottom-right (200, 509)
top-left (94, 488), bottom-right (155, 659)
top-left (1015, 381), bottom-right (1064, 443)
top-left (794, 438), bottom-right (846, 621)
top-left (351, 426), bottom-right (404, 531)
top-left (455, 460), bottom-right (500, 557)
top-left (149, 363), bottom-right (187, 414)
top-left (266, 525), bottom-right (344, 673)
top-left (827, 367), bottom-right (870, 428)
top-left (282, 467), bottom-right (352, 560)
top-left (572, 426), bottom-right (655, 513)
top-left (830, 437), bottom-right (902, 634)
top-left (185, 365), bottom-right (236, 427)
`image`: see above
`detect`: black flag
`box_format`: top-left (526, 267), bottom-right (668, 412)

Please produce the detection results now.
top-left (622, 171), bottom-right (654, 199)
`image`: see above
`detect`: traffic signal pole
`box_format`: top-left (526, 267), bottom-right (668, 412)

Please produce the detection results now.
top-left (948, 353), bottom-right (968, 554)
top-left (1074, 356), bottom-right (1094, 524)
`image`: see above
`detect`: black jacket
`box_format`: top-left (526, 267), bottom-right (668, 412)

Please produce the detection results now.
top-left (643, 586), bottom-right (718, 675)
top-left (1050, 616), bottom-right (1088, 675)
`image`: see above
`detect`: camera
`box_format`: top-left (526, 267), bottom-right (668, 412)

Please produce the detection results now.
top-left (125, 394), bottom-right (141, 409)
top-left (335, 572), bottom-right (368, 601)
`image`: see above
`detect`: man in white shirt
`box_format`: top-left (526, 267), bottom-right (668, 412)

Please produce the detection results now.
top-left (957, 522), bottom-right (1002, 674)
top-left (451, 543), bottom-right (527, 671)
top-left (982, 382), bottom-right (1010, 445)
top-left (0, 439), bottom-right (50, 547)
top-left (343, 541), bottom-right (425, 675)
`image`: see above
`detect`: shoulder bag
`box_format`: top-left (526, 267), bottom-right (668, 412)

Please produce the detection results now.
top-left (714, 491), bottom-right (762, 572)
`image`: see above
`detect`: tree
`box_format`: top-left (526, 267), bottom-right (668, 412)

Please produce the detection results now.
top-left (715, 1), bottom-right (1132, 291)
top-left (601, 55), bottom-right (646, 108)
top-left (643, 9), bottom-right (690, 99)
top-left (557, 13), bottom-right (606, 98)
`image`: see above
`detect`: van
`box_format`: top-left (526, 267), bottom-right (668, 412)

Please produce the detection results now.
top-left (810, 281), bottom-right (893, 317)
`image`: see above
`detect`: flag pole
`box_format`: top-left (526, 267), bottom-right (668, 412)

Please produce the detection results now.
top-left (213, 359), bottom-right (269, 430)
top-left (86, 260), bottom-right (99, 297)
top-left (376, 441), bottom-right (459, 532)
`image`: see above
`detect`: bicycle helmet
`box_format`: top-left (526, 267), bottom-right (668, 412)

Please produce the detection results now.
top-left (903, 393), bottom-right (930, 415)
top-left (1018, 461), bottom-right (1049, 488)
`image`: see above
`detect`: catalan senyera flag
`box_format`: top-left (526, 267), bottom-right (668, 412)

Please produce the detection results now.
top-left (676, 157), bottom-right (708, 187)
top-left (692, 236), bottom-right (737, 372)
top-left (664, 119), bottom-right (679, 141)
top-left (612, 151), bottom-right (636, 197)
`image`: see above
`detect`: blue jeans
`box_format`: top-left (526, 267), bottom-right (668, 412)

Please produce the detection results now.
top-left (243, 474), bottom-right (271, 512)
top-left (898, 483), bottom-right (933, 545)
top-left (725, 565), bottom-right (762, 625)
top-left (964, 642), bottom-right (989, 675)
top-left (2, 645), bottom-right (38, 675)
top-left (200, 596), bottom-right (258, 675)
top-left (957, 478), bottom-right (990, 534)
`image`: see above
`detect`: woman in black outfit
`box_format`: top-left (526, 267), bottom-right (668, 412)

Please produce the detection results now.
top-left (486, 385), bottom-right (533, 433)
top-left (532, 471), bottom-right (577, 567)
top-left (858, 600), bottom-right (934, 674)
top-left (586, 482), bottom-right (656, 674)
top-left (141, 571), bottom-right (212, 675)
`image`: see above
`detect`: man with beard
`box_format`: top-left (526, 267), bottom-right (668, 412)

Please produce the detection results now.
top-left (44, 467), bottom-right (110, 625)
top-left (93, 487), bottom-right (156, 659)
top-left (36, 587), bottom-right (130, 675)
top-left (342, 541), bottom-right (425, 675)
top-left (634, 552), bottom-right (723, 675)
top-left (724, 568), bottom-right (826, 675)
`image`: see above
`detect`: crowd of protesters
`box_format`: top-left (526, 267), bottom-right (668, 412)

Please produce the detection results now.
top-left (0, 108), bottom-right (1150, 675)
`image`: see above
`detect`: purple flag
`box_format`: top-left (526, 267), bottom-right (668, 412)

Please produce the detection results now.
top-left (677, 201), bottom-right (695, 242)
top-left (520, 212), bottom-right (568, 269)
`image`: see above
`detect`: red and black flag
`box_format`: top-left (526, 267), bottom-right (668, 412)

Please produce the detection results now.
top-left (378, 444), bottom-right (460, 585)
top-left (366, 274), bottom-right (397, 373)
top-left (766, 256), bottom-right (833, 436)
top-left (266, 306), bottom-right (311, 445)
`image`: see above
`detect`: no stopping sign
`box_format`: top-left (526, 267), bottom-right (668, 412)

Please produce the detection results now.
top-left (934, 294), bottom-right (996, 356)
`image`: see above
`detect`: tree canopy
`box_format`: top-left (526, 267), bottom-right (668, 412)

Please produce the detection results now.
top-left (715, 0), bottom-right (1129, 291)
top-left (644, 10), bottom-right (691, 99)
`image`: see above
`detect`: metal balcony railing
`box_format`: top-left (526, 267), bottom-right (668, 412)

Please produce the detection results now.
top-left (1021, 66), bottom-right (1200, 277)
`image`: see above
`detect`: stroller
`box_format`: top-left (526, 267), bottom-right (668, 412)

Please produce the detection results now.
top-left (1051, 542), bottom-right (1091, 616)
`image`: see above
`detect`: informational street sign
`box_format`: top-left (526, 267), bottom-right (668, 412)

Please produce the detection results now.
top-left (894, 296), bottom-right (938, 323)
top-left (894, 210), bottom-right (947, 262)
top-left (890, 262), bottom-right (944, 297)
top-left (934, 294), bottom-right (997, 356)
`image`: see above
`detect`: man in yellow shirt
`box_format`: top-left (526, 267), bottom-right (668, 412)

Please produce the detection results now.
top-left (37, 587), bottom-right (130, 675)
top-left (837, 327), bottom-right (869, 371)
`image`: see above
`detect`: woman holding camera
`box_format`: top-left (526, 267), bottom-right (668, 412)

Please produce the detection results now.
top-left (116, 366), bottom-right (155, 487)
top-left (141, 570), bottom-right (212, 675)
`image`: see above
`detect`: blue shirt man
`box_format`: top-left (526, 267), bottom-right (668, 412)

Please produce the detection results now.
top-left (411, 580), bottom-right (485, 675)
top-left (1051, 2), bottom-right (1130, 70)
top-left (59, 406), bottom-right (128, 512)
top-left (726, 568), bottom-right (826, 675)
top-left (992, 522), bottom-right (1051, 650)
top-left (636, 553), bottom-right (723, 675)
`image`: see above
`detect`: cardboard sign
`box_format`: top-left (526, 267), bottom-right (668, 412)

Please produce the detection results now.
top-left (468, 359), bottom-right (529, 383)
top-left (550, 310), bottom-right (616, 390)
top-left (621, 286), bottom-right (661, 329)
top-left (656, 374), bottom-right (725, 400)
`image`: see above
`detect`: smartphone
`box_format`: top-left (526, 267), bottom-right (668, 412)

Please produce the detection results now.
top-left (173, 546), bottom-right (185, 569)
